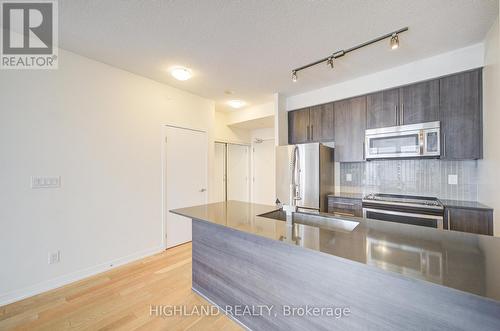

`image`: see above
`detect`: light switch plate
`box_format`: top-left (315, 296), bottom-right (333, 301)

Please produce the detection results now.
top-left (346, 174), bottom-right (352, 182)
top-left (31, 176), bottom-right (61, 189)
top-left (448, 174), bottom-right (458, 185)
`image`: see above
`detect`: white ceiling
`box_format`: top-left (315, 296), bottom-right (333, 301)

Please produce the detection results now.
top-left (59, 0), bottom-right (498, 112)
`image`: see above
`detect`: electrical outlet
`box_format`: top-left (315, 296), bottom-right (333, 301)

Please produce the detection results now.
top-left (448, 174), bottom-right (458, 185)
top-left (32, 176), bottom-right (61, 189)
top-left (346, 174), bottom-right (352, 182)
top-left (48, 251), bottom-right (60, 264)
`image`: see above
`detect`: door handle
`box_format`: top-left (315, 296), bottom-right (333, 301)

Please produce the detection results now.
top-left (199, 188), bottom-right (207, 192)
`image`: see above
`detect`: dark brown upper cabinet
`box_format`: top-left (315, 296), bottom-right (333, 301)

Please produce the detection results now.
top-left (440, 69), bottom-right (482, 160)
top-left (400, 80), bottom-right (440, 125)
top-left (366, 79), bottom-right (439, 129)
top-left (310, 103), bottom-right (335, 142)
top-left (334, 96), bottom-right (366, 162)
top-left (366, 80), bottom-right (439, 129)
top-left (288, 69), bottom-right (482, 161)
top-left (288, 103), bottom-right (335, 144)
top-left (288, 108), bottom-right (310, 144)
top-left (366, 88), bottom-right (400, 129)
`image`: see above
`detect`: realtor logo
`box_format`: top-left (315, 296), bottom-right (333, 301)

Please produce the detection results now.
top-left (1, 0), bottom-right (58, 69)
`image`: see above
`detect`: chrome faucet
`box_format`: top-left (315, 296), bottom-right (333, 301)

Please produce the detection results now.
top-left (282, 145), bottom-right (301, 223)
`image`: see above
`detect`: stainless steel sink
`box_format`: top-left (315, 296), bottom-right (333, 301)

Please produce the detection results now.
top-left (258, 210), bottom-right (360, 232)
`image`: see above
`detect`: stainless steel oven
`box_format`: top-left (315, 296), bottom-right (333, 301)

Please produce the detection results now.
top-left (365, 121), bottom-right (440, 160)
top-left (362, 194), bottom-right (444, 229)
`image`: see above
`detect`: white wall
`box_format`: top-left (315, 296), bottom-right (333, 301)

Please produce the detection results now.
top-left (226, 102), bottom-right (274, 125)
top-left (479, 17), bottom-right (500, 237)
top-left (274, 93), bottom-right (288, 146)
top-left (0, 49), bottom-right (215, 305)
top-left (250, 128), bottom-right (276, 205)
top-left (214, 111), bottom-right (251, 144)
top-left (286, 43), bottom-right (485, 110)
top-left (251, 128), bottom-right (275, 141)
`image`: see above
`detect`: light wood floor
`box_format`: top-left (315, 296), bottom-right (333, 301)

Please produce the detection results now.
top-left (0, 243), bottom-right (242, 331)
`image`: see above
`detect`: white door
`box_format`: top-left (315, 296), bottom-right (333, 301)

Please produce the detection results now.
top-left (213, 142), bottom-right (226, 202)
top-left (227, 144), bottom-right (249, 202)
top-left (165, 126), bottom-right (207, 248)
top-left (252, 139), bottom-right (276, 204)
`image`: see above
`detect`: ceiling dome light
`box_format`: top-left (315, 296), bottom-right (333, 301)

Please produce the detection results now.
top-left (170, 67), bottom-right (192, 81)
top-left (390, 33), bottom-right (399, 50)
top-left (227, 100), bottom-right (246, 109)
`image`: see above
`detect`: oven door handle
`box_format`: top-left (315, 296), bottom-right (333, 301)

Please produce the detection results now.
top-left (363, 208), bottom-right (443, 229)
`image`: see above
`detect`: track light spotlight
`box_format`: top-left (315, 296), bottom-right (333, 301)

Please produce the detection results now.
top-left (327, 57), bottom-right (334, 69)
top-left (390, 33), bottom-right (399, 50)
top-left (292, 70), bottom-right (297, 82)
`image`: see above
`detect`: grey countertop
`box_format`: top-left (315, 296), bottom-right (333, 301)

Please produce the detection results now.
top-left (172, 200), bottom-right (500, 302)
top-left (440, 199), bottom-right (493, 211)
top-left (327, 193), bottom-right (493, 211)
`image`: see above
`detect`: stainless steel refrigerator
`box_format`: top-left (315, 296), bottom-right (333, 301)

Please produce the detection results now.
top-left (275, 143), bottom-right (335, 213)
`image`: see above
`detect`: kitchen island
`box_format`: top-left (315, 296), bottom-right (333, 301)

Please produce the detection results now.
top-left (171, 201), bottom-right (500, 331)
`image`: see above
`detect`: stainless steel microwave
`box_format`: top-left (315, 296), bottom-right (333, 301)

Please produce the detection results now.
top-left (365, 121), bottom-right (440, 160)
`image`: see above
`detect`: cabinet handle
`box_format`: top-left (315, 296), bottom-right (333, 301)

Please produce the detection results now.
top-left (395, 105), bottom-right (399, 125)
top-left (401, 103), bottom-right (404, 125)
top-left (306, 125), bottom-right (310, 141)
top-left (333, 211), bottom-right (355, 217)
top-left (332, 202), bottom-right (355, 207)
top-left (311, 125), bottom-right (314, 141)
top-left (443, 134), bottom-right (446, 158)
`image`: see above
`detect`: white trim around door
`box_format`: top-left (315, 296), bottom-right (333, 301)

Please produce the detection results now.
top-left (162, 125), bottom-right (208, 249)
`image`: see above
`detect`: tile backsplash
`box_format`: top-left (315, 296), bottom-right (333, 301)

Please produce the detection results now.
top-left (339, 159), bottom-right (479, 201)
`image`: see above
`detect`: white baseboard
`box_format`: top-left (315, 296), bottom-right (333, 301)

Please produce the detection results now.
top-left (0, 245), bottom-right (164, 307)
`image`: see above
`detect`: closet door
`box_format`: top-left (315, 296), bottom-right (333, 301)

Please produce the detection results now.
top-left (165, 126), bottom-right (207, 248)
top-left (213, 142), bottom-right (226, 202)
top-left (227, 144), bottom-right (250, 202)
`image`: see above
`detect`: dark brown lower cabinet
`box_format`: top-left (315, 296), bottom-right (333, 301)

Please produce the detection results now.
top-left (445, 207), bottom-right (493, 236)
top-left (327, 196), bottom-right (363, 217)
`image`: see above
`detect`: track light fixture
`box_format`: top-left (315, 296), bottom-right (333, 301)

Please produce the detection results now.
top-left (390, 33), bottom-right (399, 50)
top-left (291, 27), bottom-right (408, 82)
